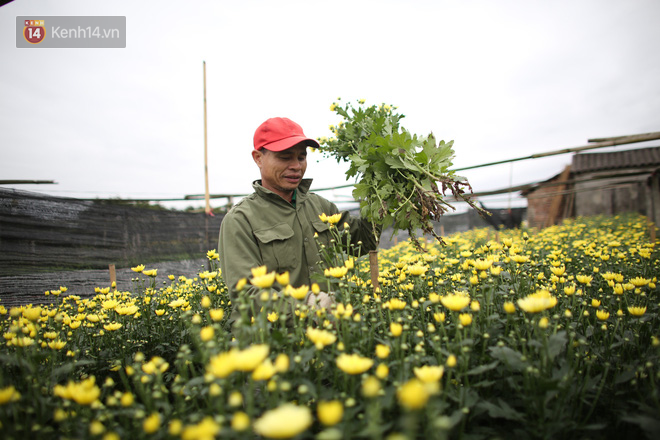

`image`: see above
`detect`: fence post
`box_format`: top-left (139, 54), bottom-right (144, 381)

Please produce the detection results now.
top-left (648, 218), bottom-right (657, 244)
top-left (109, 264), bottom-right (117, 290)
top-left (369, 250), bottom-right (380, 291)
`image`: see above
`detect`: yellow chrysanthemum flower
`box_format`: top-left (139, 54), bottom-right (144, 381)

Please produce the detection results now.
top-left (102, 299), bottom-right (118, 310)
top-left (459, 313), bottom-right (473, 326)
top-left (413, 365), bottom-right (444, 383)
top-left (48, 340), bottom-right (67, 350)
top-left (53, 377), bottom-right (101, 406)
top-left (251, 272), bottom-right (276, 289)
top-left (120, 392), bottom-right (134, 407)
top-left (517, 290), bottom-right (557, 313)
top-left (550, 266), bottom-right (566, 276)
top-left (306, 327), bottom-right (337, 349)
top-left (324, 266), bottom-right (348, 278)
top-left (209, 308), bottom-right (224, 321)
top-left (397, 378), bottom-right (430, 410)
top-left (285, 284), bottom-right (309, 300)
top-left (252, 359), bottom-right (277, 381)
top-left (200, 326), bottom-right (214, 342)
top-left (143, 413), bottom-right (161, 434)
top-left (181, 417), bottom-right (220, 440)
top-left (510, 255), bottom-right (530, 264)
top-left (408, 264), bottom-right (428, 276)
top-left (596, 310), bottom-right (610, 321)
top-left (207, 351), bottom-right (237, 379)
top-left (386, 298), bottom-right (407, 310)
top-left (336, 353), bottom-right (374, 375)
top-left (253, 404), bottom-right (312, 439)
top-left (234, 344), bottom-right (270, 372)
top-left (503, 302), bottom-right (516, 314)
top-left (433, 312), bottom-right (446, 323)
top-left (275, 272), bottom-right (290, 286)
top-left (22, 307), bottom-right (42, 322)
top-left (440, 293), bottom-right (471, 312)
top-left (362, 376), bottom-right (381, 397)
top-left (390, 322), bottom-right (403, 337)
top-left (576, 274), bottom-right (593, 285)
top-left (0, 386), bottom-right (21, 405)
top-left (375, 363), bottom-right (389, 379)
top-left (629, 277), bottom-right (651, 287)
top-left (627, 306), bottom-right (647, 317)
top-left (274, 353), bottom-right (290, 372)
top-left (168, 298), bottom-right (187, 309)
top-left (115, 304), bottom-right (139, 316)
top-left (103, 322), bottom-right (122, 331)
top-left (375, 344), bottom-right (390, 359)
top-left (231, 412), bottom-right (250, 432)
top-left (317, 400), bottom-right (343, 426)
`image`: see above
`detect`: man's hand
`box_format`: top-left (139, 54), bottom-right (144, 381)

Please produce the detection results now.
top-left (306, 291), bottom-right (334, 310)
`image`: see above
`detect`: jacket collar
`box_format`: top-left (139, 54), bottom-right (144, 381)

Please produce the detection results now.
top-left (252, 179), bottom-right (312, 205)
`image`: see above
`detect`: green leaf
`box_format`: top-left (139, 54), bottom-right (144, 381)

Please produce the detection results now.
top-left (352, 183), bottom-right (371, 200)
top-left (476, 399), bottom-right (525, 421)
top-left (621, 414), bottom-right (660, 439)
top-left (547, 331), bottom-right (567, 361)
top-left (466, 360), bottom-right (499, 376)
top-left (488, 346), bottom-right (527, 371)
top-left (383, 155), bottom-right (407, 170)
top-left (614, 368), bottom-right (636, 385)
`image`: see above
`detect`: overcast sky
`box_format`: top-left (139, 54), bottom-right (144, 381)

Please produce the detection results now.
top-left (2, 0), bottom-right (659, 212)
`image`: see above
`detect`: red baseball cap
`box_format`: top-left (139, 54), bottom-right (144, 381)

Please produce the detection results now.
top-left (253, 117), bottom-right (320, 151)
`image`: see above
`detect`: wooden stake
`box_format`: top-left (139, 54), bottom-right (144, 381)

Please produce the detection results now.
top-left (649, 218), bottom-right (657, 244)
top-left (109, 264), bottom-right (117, 290)
top-left (203, 61), bottom-right (211, 215)
top-left (369, 250), bottom-right (380, 291)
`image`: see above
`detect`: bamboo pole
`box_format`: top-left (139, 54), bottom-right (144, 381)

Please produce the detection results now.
top-left (203, 61), bottom-right (211, 215)
top-left (369, 250), bottom-right (380, 291)
top-left (0, 180), bottom-right (56, 184)
top-left (455, 131), bottom-right (660, 172)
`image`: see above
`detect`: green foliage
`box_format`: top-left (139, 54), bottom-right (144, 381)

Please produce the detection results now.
top-left (319, 101), bottom-right (487, 248)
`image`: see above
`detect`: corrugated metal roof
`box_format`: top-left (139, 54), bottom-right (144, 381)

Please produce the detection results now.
top-left (572, 146), bottom-right (660, 174)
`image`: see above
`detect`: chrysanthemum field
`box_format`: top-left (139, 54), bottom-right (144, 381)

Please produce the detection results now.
top-left (1, 214), bottom-right (658, 439)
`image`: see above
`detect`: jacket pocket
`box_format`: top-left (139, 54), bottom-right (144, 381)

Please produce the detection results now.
top-left (253, 223), bottom-right (297, 272)
top-left (311, 220), bottom-right (332, 248)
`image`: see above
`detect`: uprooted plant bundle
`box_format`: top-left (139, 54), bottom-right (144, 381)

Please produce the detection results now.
top-left (318, 100), bottom-right (488, 249)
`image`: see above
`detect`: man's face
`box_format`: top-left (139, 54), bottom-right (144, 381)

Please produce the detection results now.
top-left (252, 142), bottom-right (308, 201)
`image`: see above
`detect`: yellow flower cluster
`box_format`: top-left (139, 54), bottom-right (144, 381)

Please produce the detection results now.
top-left (0, 214), bottom-right (657, 439)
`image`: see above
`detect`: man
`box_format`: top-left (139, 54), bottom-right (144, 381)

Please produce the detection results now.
top-left (218, 117), bottom-right (380, 326)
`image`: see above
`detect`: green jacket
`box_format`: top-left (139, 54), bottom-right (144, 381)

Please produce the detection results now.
top-left (218, 179), bottom-right (379, 322)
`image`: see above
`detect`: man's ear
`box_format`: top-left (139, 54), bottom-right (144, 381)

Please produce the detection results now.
top-left (252, 149), bottom-right (263, 168)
